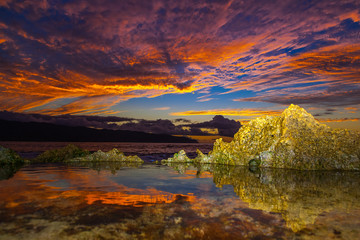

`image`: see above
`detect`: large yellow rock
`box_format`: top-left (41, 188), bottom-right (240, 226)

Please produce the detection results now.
top-left (210, 104), bottom-right (360, 170)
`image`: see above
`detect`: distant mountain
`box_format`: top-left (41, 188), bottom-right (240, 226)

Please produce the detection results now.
top-left (0, 119), bottom-right (197, 143)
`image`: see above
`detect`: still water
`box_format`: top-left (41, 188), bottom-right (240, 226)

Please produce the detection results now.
top-left (1, 163), bottom-right (360, 239)
top-left (0, 142), bottom-right (360, 239)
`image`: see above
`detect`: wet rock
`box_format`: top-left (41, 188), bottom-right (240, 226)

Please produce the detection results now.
top-left (69, 148), bottom-right (143, 163)
top-left (210, 104), bottom-right (360, 170)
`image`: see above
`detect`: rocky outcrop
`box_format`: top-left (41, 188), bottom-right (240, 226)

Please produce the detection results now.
top-left (161, 150), bottom-right (192, 163)
top-left (0, 146), bottom-right (24, 179)
top-left (34, 144), bottom-right (90, 163)
top-left (211, 104), bottom-right (360, 170)
top-left (69, 148), bottom-right (143, 163)
top-left (34, 145), bottom-right (143, 164)
top-left (163, 105), bottom-right (360, 170)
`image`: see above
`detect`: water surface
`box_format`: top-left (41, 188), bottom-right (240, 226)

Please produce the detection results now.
top-left (1, 162), bottom-right (359, 239)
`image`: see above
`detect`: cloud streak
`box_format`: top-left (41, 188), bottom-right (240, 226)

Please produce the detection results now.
top-left (317, 118), bottom-right (360, 123)
top-left (171, 109), bottom-right (282, 117)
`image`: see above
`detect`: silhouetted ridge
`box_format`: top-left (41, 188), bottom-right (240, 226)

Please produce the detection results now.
top-left (0, 119), bottom-right (197, 143)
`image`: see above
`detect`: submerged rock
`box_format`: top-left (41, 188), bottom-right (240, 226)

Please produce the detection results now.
top-left (69, 148), bottom-right (143, 163)
top-left (34, 144), bottom-right (90, 163)
top-left (210, 104), bottom-right (360, 170)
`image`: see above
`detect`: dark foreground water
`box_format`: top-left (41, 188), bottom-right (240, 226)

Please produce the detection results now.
top-left (0, 142), bottom-right (360, 239)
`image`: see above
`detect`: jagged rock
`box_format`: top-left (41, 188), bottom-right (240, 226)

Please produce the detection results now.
top-left (34, 144), bottom-right (90, 163)
top-left (210, 104), bottom-right (360, 170)
top-left (162, 149), bottom-right (213, 164)
top-left (69, 148), bottom-right (143, 163)
top-left (193, 149), bottom-right (212, 164)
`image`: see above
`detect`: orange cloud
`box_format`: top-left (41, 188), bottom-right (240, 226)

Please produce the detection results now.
top-left (0, 68), bottom-right (201, 115)
top-left (289, 45), bottom-right (360, 84)
top-left (344, 107), bottom-right (358, 113)
top-left (177, 40), bottom-right (254, 66)
top-left (317, 118), bottom-right (360, 123)
top-left (171, 108), bottom-right (281, 116)
top-left (152, 107), bottom-right (170, 111)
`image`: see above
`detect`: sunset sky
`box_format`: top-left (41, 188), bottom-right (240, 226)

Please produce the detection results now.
top-left (0, 0), bottom-right (359, 130)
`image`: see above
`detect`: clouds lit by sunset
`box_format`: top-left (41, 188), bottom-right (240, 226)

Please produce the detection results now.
top-left (0, 0), bottom-right (359, 129)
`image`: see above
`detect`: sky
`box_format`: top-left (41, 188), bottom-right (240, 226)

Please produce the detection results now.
top-left (0, 0), bottom-right (359, 130)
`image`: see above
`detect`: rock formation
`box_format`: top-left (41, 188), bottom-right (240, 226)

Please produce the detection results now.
top-left (0, 146), bottom-right (24, 179)
top-left (69, 148), bottom-right (143, 163)
top-left (34, 144), bottom-right (90, 163)
top-left (163, 104), bottom-right (360, 170)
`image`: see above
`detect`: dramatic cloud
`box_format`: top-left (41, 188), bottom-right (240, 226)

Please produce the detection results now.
top-left (117, 116), bottom-right (241, 136)
top-left (234, 45), bottom-right (360, 106)
top-left (0, 0), bottom-right (359, 117)
top-left (117, 119), bottom-right (189, 135)
top-left (183, 115), bottom-right (241, 137)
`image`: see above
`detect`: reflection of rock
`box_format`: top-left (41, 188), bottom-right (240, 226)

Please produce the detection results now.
top-left (69, 148), bottom-right (143, 163)
top-left (165, 162), bottom-right (360, 232)
top-left (0, 146), bottom-right (24, 180)
top-left (66, 161), bottom-right (143, 174)
top-left (161, 161), bottom-right (195, 174)
top-left (215, 166), bottom-right (360, 231)
top-left (164, 105), bottom-right (360, 170)
top-left (34, 144), bottom-right (90, 163)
